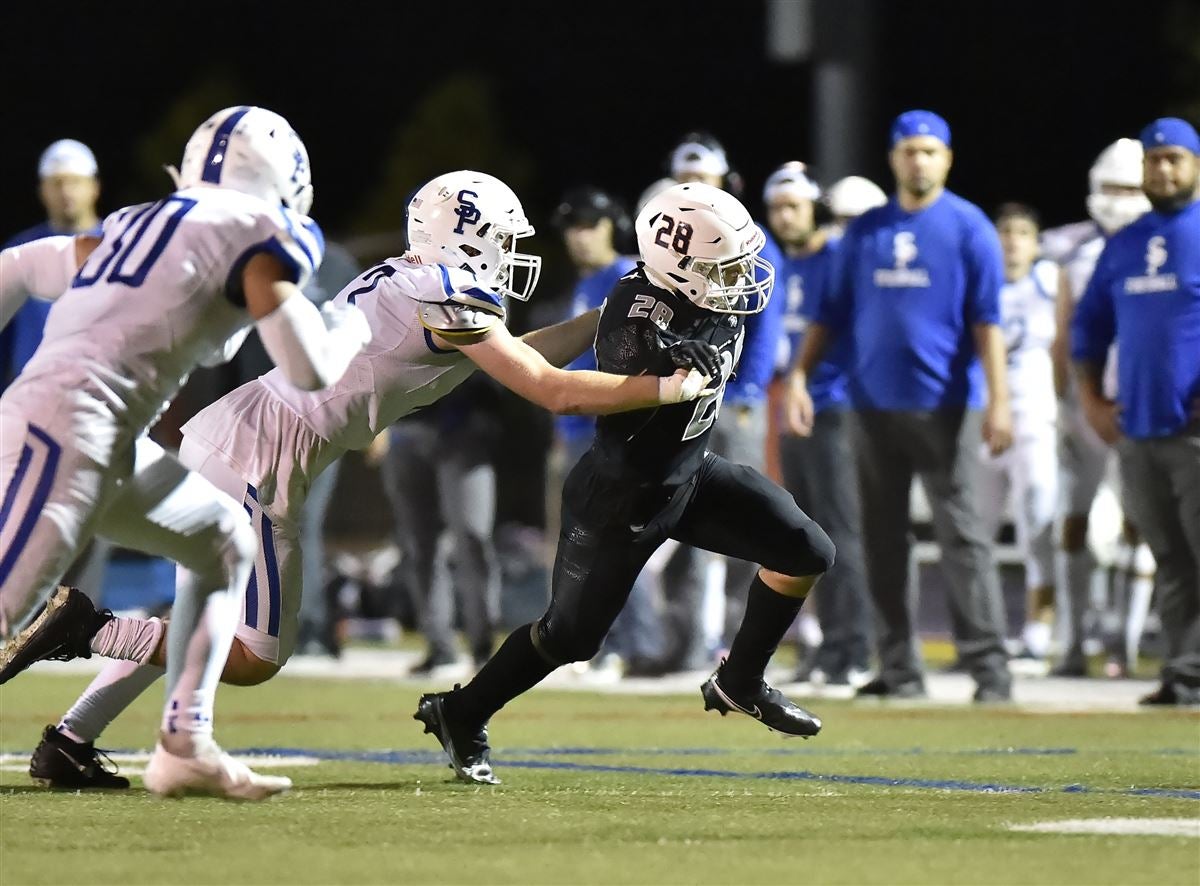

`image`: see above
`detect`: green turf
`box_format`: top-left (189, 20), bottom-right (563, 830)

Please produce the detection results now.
top-left (1, 674), bottom-right (1197, 885)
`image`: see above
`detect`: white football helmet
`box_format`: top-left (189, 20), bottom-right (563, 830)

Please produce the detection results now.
top-left (170, 106), bottom-right (313, 215)
top-left (1087, 139), bottom-right (1150, 235)
top-left (826, 175), bottom-right (888, 219)
top-left (636, 182), bottom-right (773, 314)
top-left (405, 171), bottom-right (541, 301)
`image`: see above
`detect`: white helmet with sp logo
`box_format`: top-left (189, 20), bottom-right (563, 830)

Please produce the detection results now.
top-left (170, 106), bottom-right (313, 216)
top-left (635, 181), bottom-right (773, 314)
top-left (405, 170), bottom-right (541, 300)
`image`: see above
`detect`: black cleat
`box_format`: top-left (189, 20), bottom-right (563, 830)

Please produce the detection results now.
top-left (0, 586), bottom-right (113, 685)
top-left (29, 725), bottom-right (130, 790)
top-left (701, 664), bottom-right (822, 738)
top-left (413, 689), bottom-right (500, 785)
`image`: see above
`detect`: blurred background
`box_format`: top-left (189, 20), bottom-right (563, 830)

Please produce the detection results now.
top-left (4, 0), bottom-right (1198, 666)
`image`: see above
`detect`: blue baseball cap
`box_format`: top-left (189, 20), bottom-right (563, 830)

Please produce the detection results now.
top-left (1139, 117), bottom-right (1200, 155)
top-left (890, 110), bottom-right (951, 149)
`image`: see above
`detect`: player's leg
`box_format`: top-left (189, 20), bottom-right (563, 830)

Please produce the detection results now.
top-left (707, 404), bottom-right (769, 651)
top-left (381, 423), bottom-right (452, 669)
top-left (96, 438), bottom-right (287, 799)
top-left (435, 445), bottom-right (500, 666)
top-left (914, 410), bottom-right (1011, 699)
top-left (0, 408), bottom-right (117, 650)
top-left (416, 455), bottom-right (662, 783)
top-left (1054, 411), bottom-right (1109, 675)
top-left (1119, 437), bottom-right (1200, 703)
top-left (31, 517), bottom-right (298, 791)
top-left (851, 410), bottom-right (923, 694)
top-left (671, 454), bottom-right (833, 736)
top-left (780, 409), bottom-right (871, 682)
top-left (1012, 421), bottom-right (1059, 661)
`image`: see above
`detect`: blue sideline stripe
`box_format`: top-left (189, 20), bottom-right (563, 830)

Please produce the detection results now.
top-left (201, 107), bottom-right (251, 184)
top-left (225, 747), bottom-right (1200, 800)
top-left (0, 425), bottom-right (61, 586)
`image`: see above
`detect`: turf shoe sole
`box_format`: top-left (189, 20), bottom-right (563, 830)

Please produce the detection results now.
top-left (0, 586), bottom-right (111, 685)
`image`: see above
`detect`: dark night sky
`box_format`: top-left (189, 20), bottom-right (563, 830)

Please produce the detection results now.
top-left (5, 0), bottom-right (1194, 246)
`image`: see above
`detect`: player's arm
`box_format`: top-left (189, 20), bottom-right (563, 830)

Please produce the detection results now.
top-left (1050, 265), bottom-right (1073, 398)
top-left (1070, 253), bottom-right (1120, 444)
top-left (0, 235), bottom-right (99, 329)
top-left (517, 308), bottom-right (600, 368)
top-left (973, 323), bottom-right (1013, 454)
top-left (781, 322), bottom-right (832, 437)
top-left (243, 252), bottom-right (370, 392)
top-left (454, 322), bottom-right (708, 415)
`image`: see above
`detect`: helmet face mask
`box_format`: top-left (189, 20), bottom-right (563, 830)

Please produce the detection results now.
top-left (172, 106), bottom-right (314, 215)
top-left (636, 182), bottom-right (773, 315)
top-left (1087, 138), bottom-right (1151, 235)
top-left (406, 171), bottom-right (542, 300)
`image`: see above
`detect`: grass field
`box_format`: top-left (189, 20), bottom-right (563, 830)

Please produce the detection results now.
top-left (1, 672), bottom-right (1197, 885)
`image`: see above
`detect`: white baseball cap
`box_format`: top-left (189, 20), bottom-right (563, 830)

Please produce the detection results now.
top-left (38, 139), bottom-right (98, 179)
top-left (670, 140), bottom-right (729, 179)
top-left (763, 161), bottom-right (820, 203)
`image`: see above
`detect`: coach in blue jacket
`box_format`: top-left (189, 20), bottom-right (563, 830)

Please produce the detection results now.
top-left (785, 110), bottom-right (1014, 702)
top-left (1073, 117), bottom-right (1200, 707)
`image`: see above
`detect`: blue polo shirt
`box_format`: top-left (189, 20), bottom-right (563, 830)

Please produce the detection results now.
top-left (817, 191), bottom-right (1003, 410)
top-left (1072, 199), bottom-right (1200, 439)
top-left (775, 235), bottom-right (848, 412)
top-left (555, 256), bottom-right (638, 443)
top-left (1, 221), bottom-right (102, 390)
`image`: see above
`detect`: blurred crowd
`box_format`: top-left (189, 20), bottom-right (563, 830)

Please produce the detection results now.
top-left (6, 111), bottom-right (1197, 706)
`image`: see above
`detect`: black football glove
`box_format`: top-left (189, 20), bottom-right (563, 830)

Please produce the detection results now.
top-left (664, 339), bottom-right (722, 380)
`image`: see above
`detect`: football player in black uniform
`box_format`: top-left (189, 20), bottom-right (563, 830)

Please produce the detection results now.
top-left (416, 183), bottom-right (835, 785)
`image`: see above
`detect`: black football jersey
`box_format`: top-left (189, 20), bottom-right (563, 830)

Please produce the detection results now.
top-left (591, 268), bottom-right (745, 485)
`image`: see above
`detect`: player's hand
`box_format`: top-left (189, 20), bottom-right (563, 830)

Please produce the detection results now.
top-left (1082, 395), bottom-right (1122, 445)
top-left (783, 370), bottom-right (815, 436)
top-left (982, 398), bottom-right (1014, 455)
top-left (664, 340), bottom-right (722, 381)
top-left (658, 368), bottom-right (713, 404)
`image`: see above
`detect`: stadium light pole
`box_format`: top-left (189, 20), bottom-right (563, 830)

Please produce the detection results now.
top-left (765, 0), bottom-right (879, 183)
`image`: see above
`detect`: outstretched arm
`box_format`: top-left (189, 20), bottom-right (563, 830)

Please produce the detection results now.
top-left (456, 322), bottom-right (707, 415)
top-left (244, 252), bottom-right (370, 391)
top-left (518, 308), bottom-right (600, 368)
top-left (0, 235), bottom-right (99, 329)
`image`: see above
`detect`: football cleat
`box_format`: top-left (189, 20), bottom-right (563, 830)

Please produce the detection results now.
top-left (701, 663), bottom-right (822, 738)
top-left (29, 725), bottom-right (130, 790)
top-left (0, 586), bottom-right (112, 685)
top-left (143, 737), bottom-right (292, 800)
top-left (413, 690), bottom-right (500, 785)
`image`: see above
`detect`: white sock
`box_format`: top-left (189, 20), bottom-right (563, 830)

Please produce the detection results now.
top-left (59, 659), bottom-right (165, 743)
top-left (161, 584), bottom-right (241, 753)
top-left (1021, 621), bottom-right (1052, 658)
top-left (90, 616), bottom-right (165, 663)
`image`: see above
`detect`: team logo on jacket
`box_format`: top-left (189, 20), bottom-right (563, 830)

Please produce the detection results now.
top-left (1124, 236), bottom-right (1177, 294)
top-left (874, 231), bottom-right (931, 287)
